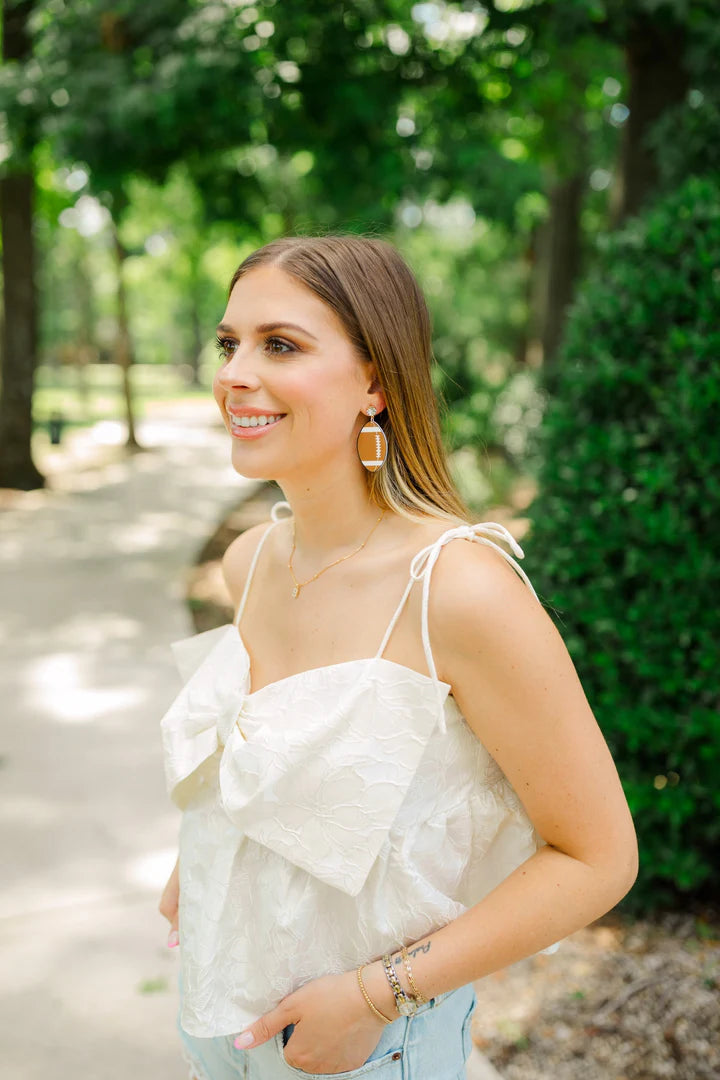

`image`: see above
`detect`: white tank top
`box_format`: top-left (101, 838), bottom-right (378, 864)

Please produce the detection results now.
top-left (160, 503), bottom-right (558, 1038)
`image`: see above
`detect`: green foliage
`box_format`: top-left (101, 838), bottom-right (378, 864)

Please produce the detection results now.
top-left (6, 0), bottom-right (626, 237)
top-left (525, 176), bottom-right (720, 910)
top-left (651, 90), bottom-right (720, 189)
top-left (396, 217), bottom-right (545, 511)
top-left (648, 2), bottom-right (720, 189)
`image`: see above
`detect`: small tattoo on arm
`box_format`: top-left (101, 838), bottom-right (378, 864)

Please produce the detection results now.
top-left (393, 941), bottom-right (431, 965)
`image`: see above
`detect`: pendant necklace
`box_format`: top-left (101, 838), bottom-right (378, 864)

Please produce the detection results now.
top-left (288, 508), bottom-right (386, 599)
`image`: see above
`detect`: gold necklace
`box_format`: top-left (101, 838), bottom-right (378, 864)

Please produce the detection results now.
top-left (288, 508), bottom-right (386, 599)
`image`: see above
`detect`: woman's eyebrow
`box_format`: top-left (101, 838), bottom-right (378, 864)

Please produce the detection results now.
top-left (216, 320), bottom-right (318, 341)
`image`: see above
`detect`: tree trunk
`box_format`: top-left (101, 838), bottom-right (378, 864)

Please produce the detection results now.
top-left (540, 168), bottom-right (585, 378)
top-left (612, 15), bottom-right (689, 225)
top-left (0, 0), bottom-right (44, 490)
top-left (74, 236), bottom-right (96, 420)
top-left (187, 253), bottom-right (203, 388)
top-left (113, 227), bottom-right (140, 450)
top-left (0, 172), bottom-right (44, 489)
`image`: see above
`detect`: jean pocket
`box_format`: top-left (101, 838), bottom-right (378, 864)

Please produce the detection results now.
top-left (274, 1031), bottom-right (404, 1079)
top-left (461, 992), bottom-right (477, 1063)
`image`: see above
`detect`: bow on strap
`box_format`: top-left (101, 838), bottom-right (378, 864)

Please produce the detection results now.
top-left (409, 522), bottom-right (539, 601)
top-left (403, 522), bottom-right (539, 735)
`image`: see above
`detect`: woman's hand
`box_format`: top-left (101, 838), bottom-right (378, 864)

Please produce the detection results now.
top-left (158, 855), bottom-right (180, 948)
top-left (233, 969), bottom-right (390, 1075)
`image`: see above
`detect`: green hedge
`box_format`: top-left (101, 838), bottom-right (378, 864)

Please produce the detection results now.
top-left (525, 176), bottom-right (720, 911)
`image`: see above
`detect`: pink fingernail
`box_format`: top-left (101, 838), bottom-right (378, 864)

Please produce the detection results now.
top-left (167, 930), bottom-right (179, 948)
top-left (234, 1031), bottom-right (254, 1049)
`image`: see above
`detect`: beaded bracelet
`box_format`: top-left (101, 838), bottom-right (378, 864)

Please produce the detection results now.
top-left (356, 965), bottom-right (393, 1024)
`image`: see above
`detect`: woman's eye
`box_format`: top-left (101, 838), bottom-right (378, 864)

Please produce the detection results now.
top-left (264, 336), bottom-right (295, 356)
top-left (214, 335), bottom-right (297, 363)
top-left (215, 336), bottom-right (237, 362)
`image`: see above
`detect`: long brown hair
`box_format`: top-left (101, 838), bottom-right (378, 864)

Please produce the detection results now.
top-left (228, 235), bottom-right (469, 523)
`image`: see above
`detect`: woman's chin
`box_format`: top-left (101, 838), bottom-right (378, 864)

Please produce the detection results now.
top-left (227, 444), bottom-right (279, 481)
top-left (230, 459), bottom-right (277, 482)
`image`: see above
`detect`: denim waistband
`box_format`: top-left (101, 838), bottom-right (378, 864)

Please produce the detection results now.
top-left (404, 983), bottom-right (469, 1018)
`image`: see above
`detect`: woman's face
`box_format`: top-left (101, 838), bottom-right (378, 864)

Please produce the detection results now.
top-left (213, 265), bottom-right (384, 482)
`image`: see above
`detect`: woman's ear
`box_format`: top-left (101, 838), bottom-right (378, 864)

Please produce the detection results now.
top-left (367, 373), bottom-right (387, 416)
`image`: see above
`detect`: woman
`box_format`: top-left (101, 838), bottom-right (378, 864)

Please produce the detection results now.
top-left (159, 235), bottom-right (638, 1080)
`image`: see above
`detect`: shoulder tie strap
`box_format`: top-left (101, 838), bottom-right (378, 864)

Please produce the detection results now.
top-left (233, 500), bottom-right (292, 629)
top-left (409, 522), bottom-right (539, 734)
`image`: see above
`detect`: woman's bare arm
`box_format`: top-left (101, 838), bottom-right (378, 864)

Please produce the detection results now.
top-left (361, 538), bottom-right (638, 1010)
top-left (212, 535), bottom-right (639, 1073)
top-left (158, 855), bottom-right (180, 947)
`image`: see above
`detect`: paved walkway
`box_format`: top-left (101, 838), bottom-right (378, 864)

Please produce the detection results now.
top-left (0, 404), bottom-right (256, 1079)
top-left (0, 403), bottom-right (501, 1080)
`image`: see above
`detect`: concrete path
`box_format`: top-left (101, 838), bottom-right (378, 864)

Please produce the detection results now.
top-left (0, 402), bottom-right (256, 1079)
top-left (0, 402), bottom-right (502, 1080)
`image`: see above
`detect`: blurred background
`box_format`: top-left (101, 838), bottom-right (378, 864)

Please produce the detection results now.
top-left (0, 2), bottom-right (718, 1079)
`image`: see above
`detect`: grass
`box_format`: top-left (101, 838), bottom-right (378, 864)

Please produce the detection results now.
top-left (33, 361), bottom-right (216, 430)
top-left (137, 977), bottom-right (170, 995)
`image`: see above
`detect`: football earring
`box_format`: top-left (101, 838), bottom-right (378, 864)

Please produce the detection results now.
top-left (357, 406), bottom-right (388, 472)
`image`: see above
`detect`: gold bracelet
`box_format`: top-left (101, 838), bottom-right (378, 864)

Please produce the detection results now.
top-left (356, 965), bottom-right (393, 1024)
top-left (400, 945), bottom-right (428, 1004)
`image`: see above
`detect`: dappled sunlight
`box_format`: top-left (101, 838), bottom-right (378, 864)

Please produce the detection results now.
top-left (136, 419), bottom-right (228, 447)
top-left (0, 870), bottom-right (122, 923)
top-left (89, 420), bottom-right (126, 445)
top-left (36, 612), bottom-right (144, 649)
top-left (0, 397), bottom-right (250, 1074)
top-left (127, 848), bottom-right (178, 891)
top-left (0, 413), bottom-right (243, 949)
top-left (112, 515), bottom-right (185, 555)
top-left (91, 418), bottom-right (229, 449)
top-left (51, 460), bottom-right (134, 492)
top-left (0, 793), bottom-right (59, 829)
top-left (0, 891), bottom-right (180, 1059)
top-left (25, 652), bottom-right (145, 723)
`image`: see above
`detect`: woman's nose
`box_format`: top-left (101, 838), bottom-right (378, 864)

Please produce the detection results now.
top-left (216, 348), bottom-right (262, 390)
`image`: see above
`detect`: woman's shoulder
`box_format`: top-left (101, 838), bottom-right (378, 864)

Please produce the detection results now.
top-left (422, 524), bottom-right (553, 691)
top-left (221, 519), bottom-right (277, 608)
top-left (401, 514), bottom-right (528, 579)
top-left (423, 519), bottom-right (545, 643)
top-left (389, 512), bottom-right (465, 554)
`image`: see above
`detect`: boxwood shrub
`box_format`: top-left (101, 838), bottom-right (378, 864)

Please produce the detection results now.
top-left (525, 176), bottom-right (720, 911)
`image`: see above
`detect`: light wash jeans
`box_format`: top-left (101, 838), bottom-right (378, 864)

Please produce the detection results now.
top-left (177, 971), bottom-right (477, 1080)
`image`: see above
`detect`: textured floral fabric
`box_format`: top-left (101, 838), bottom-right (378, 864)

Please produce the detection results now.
top-left (160, 516), bottom-right (558, 1038)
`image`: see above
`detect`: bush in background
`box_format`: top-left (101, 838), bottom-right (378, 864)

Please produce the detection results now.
top-left (525, 176), bottom-right (720, 911)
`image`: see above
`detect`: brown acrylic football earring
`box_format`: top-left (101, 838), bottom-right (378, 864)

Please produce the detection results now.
top-left (357, 407), bottom-right (388, 472)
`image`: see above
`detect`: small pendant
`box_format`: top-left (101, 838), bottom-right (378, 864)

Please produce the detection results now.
top-left (291, 585), bottom-right (300, 599)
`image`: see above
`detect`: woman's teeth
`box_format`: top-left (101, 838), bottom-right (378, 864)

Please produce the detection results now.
top-left (230, 414), bottom-right (284, 428)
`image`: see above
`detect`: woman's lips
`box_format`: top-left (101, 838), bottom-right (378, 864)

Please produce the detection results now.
top-left (228, 413), bottom-right (286, 440)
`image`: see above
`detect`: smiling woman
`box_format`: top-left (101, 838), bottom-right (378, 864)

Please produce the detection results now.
top-left (211, 237), bottom-right (466, 523)
top-left (158, 234), bottom-right (638, 1080)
